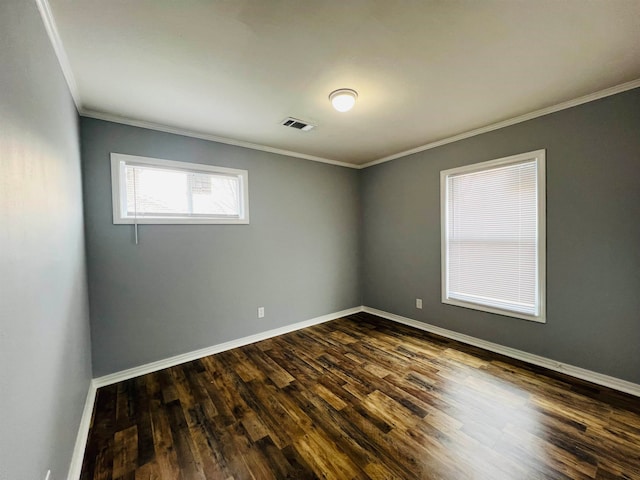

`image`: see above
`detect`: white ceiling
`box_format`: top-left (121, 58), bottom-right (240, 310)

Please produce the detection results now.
top-left (48, 0), bottom-right (640, 166)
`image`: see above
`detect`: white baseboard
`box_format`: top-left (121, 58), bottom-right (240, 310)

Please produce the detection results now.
top-left (67, 306), bottom-right (363, 479)
top-left (91, 305), bottom-right (640, 397)
top-left (363, 306), bottom-right (640, 398)
top-left (66, 381), bottom-right (97, 480)
top-left (68, 304), bottom-right (639, 479)
top-left (93, 306), bottom-right (364, 388)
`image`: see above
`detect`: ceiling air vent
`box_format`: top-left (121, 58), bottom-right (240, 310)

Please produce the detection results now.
top-left (281, 117), bottom-right (315, 131)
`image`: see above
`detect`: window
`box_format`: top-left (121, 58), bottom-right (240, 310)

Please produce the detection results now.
top-left (441, 150), bottom-right (545, 322)
top-left (111, 153), bottom-right (249, 224)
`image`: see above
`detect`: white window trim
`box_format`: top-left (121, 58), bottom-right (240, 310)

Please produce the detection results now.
top-left (440, 149), bottom-right (546, 323)
top-left (110, 153), bottom-right (249, 225)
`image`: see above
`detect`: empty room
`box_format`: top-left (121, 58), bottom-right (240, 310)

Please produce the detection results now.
top-left (3, 0), bottom-right (640, 479)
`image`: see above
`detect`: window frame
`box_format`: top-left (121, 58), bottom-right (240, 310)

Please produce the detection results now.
top-left (110, 153), bottom-right (249, 225)
top-left (440, 149), bottom-right (546, 323)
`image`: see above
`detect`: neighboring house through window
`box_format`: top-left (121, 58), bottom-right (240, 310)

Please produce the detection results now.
top-left (111, 153), bottom-right (249, 225)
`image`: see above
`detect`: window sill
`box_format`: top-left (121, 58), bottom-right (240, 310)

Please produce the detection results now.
top-left (442, 297), bottom-right (546, 323)
top-left (113, 217), bottom-right (250, 225)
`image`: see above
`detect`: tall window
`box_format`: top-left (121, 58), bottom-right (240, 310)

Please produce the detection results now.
top-left (111, 153), bottom-right (249, 224)
top-left (441, 150), bottom-right (546, 322)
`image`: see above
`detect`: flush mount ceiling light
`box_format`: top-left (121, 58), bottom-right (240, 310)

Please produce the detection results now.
top-left (329, 88), bottom-right (358, 112)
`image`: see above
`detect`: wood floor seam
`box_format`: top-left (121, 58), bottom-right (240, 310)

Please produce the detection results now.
top-left (80, 313), bottom-right (640, 480)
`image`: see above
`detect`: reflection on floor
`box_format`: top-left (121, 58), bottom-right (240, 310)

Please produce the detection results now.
top-left (81, 312), bottom-right (640, 479)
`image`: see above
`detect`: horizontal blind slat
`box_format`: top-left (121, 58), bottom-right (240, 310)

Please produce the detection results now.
top-left (446, 159), bottom-right (539, 316)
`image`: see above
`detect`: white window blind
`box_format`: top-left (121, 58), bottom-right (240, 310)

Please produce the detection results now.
top-left (441, 150), bottom-right (545, 322)
top-left (111, 153), bottom-right (249, 225)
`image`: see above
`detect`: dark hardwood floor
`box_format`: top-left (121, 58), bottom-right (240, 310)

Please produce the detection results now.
top-left (80, 313), bottom-right (640, 479)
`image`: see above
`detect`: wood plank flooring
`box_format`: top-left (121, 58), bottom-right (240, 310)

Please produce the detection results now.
top-left (80, 313), bottom-right (640, 479)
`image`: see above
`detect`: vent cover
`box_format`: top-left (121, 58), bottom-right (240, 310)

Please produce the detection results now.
top-left (281, 117), bottom-right (315, 131)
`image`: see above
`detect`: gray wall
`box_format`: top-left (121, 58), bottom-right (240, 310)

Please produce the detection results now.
top-left (81, 118), bottom-right (361, 376)
top-left (0, 2), bottom-right (92, 480)
top-left (362, 88), bottom-right (640, 384)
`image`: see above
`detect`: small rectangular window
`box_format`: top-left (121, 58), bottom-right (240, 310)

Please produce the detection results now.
top-left (441, 150), bottom-right (546, 322)
top-left (111, 153), bottom-right (249, 224)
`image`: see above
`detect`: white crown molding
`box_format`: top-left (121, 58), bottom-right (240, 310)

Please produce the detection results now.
top-left (35, 0), bottom-right (639, 170)
top-left (33, 0), bottom-right (354, 169)
top-left (80, 109), bottom-right (360, 169)
top-left (360, 78), bottom-right (640, 169)
top-left (35, 0), bottom-right (81, 109)
top-left (66, 380), bottom-right (96, 480)
top-left (92, 306), bottom-right (364, 388)
top-left (82, 78), bottom-right (640, 171)
top-left (363, 306), bottom-right (640, 398)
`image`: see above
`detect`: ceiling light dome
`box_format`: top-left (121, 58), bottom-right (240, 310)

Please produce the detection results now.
top-left (329, 88), bottom-right (358, 112)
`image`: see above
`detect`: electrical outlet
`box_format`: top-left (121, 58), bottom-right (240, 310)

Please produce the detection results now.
top-left (45, 470), bottom-right (51, 480)
top-left (257, 307), bottom-right (265, 318)
top-left (416, 298), bottom-right (423, 309)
